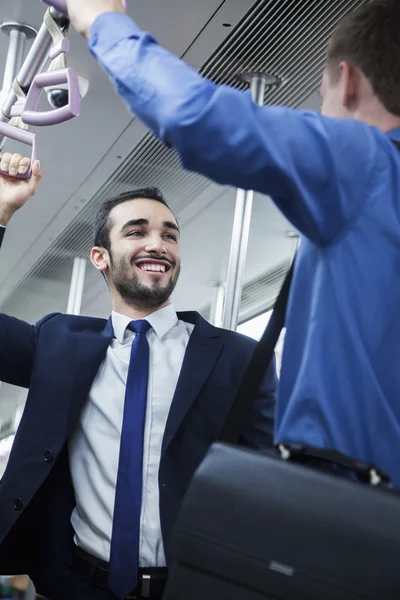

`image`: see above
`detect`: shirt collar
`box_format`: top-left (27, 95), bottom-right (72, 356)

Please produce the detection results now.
top-left (386, 126), bottom-right (400, 142)
top-left (111, 303), bottom-right (178, 343)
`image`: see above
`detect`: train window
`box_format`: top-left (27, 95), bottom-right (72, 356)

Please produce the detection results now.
top-left (238, 311), bottom-right (285, 376)
top-left (237, 311), bottom-right (272, 341)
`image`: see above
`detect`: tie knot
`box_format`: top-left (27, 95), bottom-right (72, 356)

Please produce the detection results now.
top-left (128, 319), bottom-right (151, 336)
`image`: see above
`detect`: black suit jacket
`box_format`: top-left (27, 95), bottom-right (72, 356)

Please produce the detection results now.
top-left (0, 305), bottom-right (277, 599)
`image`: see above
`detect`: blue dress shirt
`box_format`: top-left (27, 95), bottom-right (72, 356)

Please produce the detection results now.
top-left (89, 12), bottom-right (400, 485)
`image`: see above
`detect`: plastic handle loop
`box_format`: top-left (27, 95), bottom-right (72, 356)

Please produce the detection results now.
top-left (21, 68), bottom-right (80, 126)
top-left (0, 122), bottom-right (37, 179)
top-left (41, 0), bottom-right (127, 17)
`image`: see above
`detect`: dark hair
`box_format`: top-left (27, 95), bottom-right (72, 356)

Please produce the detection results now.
top-left (326, 0), bottom-right (400, 116)
top-left (93, 187), bottom-right (175, 251)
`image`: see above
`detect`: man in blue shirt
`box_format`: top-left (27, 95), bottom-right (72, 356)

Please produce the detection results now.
top-left (63, 1), bottom-right (400, 484)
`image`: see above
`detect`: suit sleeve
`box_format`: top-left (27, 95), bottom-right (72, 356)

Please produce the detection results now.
top-left (0, 226), bottom-right (37, 388)
top-left (89, 12), bottom-right (381, 246)
top-left (0, 315), bottom-right (37, 388)
top-left (239, 354), bottom-right (278, 450)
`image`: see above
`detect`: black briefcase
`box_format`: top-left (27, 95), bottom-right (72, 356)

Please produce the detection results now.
top-left (165, 442), bottom-right (400, 600)
top-left (163, 262), bottom-right (400, 600)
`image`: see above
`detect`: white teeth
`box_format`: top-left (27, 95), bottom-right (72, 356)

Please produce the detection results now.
top-left (140, 264), bottom-right (166, 272)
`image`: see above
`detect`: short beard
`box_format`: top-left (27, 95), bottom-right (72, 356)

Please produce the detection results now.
top-left (109, 252), bottom-right (180, 310)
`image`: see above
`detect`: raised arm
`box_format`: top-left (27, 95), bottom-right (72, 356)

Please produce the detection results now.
top-left (0, 153), bottom-right (42, 387)
top-left (66, 2), bottom-right (383, 245)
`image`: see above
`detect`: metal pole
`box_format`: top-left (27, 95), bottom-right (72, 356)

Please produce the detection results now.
top-left (286, 230), bottom-right (300, 261)
top-left (221, 188), bottom-right (254, 331)
top-left (66, 257), bottom-right (87, 315)
top-left (222, 72), bottom-right (281, 330)
top-left (209, 282), bottom-right (225, 327)
top-left (0, 8), bottom-right (67, 149)
top-left (0, 22), bottom-right (37, 107)
top-left (3, 28), bottom-right (26, 93)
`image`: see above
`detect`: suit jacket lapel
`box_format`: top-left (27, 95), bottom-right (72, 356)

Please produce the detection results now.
top-left (67, 318), bottom-right (113, 436)
top-left (162, 312), bottom-right (224, 455)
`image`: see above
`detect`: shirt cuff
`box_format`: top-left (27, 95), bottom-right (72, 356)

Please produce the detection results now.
top-left (89, 12), bottom-right (142, 57)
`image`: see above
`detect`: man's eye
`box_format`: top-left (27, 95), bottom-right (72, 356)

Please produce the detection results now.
top-left (127, 231), bottom-right (143, 237)
top-left (164, 233), bottom-right (177, 241)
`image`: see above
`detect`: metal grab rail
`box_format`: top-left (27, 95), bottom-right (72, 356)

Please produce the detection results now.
top-left (0, 0), bottom-right (129, 172)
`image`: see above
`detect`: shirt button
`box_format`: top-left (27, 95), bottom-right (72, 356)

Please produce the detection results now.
top-left (43, 450), bottom-right (53, 463)
top-left (13, 498), bottom-right (23, 510)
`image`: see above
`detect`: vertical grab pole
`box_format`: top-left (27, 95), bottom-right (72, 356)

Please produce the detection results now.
top-left (222, 72), bottom-right (281, 331)
top-left (209, 282), bottom-right (226, 328)
top-left (66, 257), bottom-right (87, 315)
top-left (286, 230), bottom-right (300, 261)
top-left (221, 187), bottom-right (253, 331)
top-left (0, 22), bottom-right (37, 106)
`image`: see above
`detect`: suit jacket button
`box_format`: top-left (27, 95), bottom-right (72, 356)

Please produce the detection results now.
top-left (44, 450), bottom-right (53, 463)
top-left (13, 498), bottom-right (23, 510)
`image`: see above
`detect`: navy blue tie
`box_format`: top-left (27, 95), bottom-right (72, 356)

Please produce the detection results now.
top-left (108, 319), bottom-right (151, 599)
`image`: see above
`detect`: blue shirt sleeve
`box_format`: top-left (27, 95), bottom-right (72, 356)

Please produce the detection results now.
top-left (89, 12), bottom-right (384, 245)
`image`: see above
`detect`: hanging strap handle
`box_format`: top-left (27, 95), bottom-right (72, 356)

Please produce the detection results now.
top-left (218, 260), bottom-right (294, 444)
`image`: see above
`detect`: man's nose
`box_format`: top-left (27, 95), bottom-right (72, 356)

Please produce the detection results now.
top-left (144, 234), bottom-right (166, 254)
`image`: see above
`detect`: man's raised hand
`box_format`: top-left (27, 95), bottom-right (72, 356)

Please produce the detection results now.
top-left (0, 153), bottom-right (42, 225)
top-left (64, 0), bottom-right (125, 38)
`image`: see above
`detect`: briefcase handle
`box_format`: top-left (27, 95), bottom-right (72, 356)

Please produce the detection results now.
top-left (277, 442), bottom-right (391, 487)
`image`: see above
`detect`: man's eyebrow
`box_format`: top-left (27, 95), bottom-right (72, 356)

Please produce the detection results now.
top-left (120, 219), bottom-right (149, 232)
top-left (164, 220), bottom-right (179, 233)
top-left (120, 218), bottom-right (179, 233)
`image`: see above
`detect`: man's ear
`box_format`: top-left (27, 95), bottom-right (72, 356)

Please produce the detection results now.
top-left (90, 246), bottom-right (109, 273)
top-left (339, 60), bottom-right (360, 110)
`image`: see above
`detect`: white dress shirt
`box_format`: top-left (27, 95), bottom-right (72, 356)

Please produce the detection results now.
top-left (68, 304), bottom-right (194, 566)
